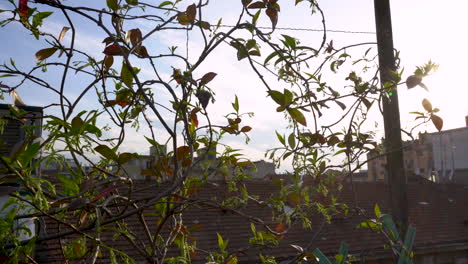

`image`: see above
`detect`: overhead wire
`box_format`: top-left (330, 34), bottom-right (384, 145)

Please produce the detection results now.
top-left (167, 21), bottom-right (375, 35)
top-left (216, 24), bottom-right (376, 34)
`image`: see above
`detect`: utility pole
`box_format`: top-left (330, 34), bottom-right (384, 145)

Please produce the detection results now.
top-left (373, 0), bottom-right (408, 230)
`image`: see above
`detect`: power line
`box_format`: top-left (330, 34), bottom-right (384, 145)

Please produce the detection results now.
top-left (216, 24), bottom-right (376, 34)
top-left (167, 21), bottom-right (375, 35)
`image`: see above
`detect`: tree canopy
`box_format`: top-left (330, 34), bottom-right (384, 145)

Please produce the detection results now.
top-left (0, 0), bottom-right (440, 263)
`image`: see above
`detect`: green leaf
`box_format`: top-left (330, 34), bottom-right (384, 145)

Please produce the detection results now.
top-left (145, 136), bottom-right (158, 147)
top-left (85, 124), bottom-right (102, 137)
top-left (236, 47), bottom-right (248, 61)
top-left (287, 108), bottom-right (307, 126)
top-left (177, 12), bottom-right (191, 25)
top-left (248, 50), bottom-right (261, 56)
top-left (288, 133), bottom-right (296, 149)
top-left (380, 214), bottom-right (400, 241)
top-left (95, 145), bottom-right (118, 160)
top-left (336, 242), bottom-right (349, 264)
top-left (283, 89), bottom-right (293, 105)
top-left (252, 9), bottom-right (261, 25)
top-left (232, 95), bottom-right (239, 112)
top-left (264, 51), bottom-right (279, 65)
top-left (281, 35), bottom-right (296, 49)
top-left (57, 174), bottom-right (79, 195)
top-left (246, 39), bottom-right (256, 51)
top-left (276, 131), bottom-right (285, 145)
top-left (362, 98), bottom-right (373, 109)
top-left (327, 135), bottom-right (340, 146)
top-left (71, 116), bottom-right (84, 132)
top-left (158, 1), bottom-right (173, 7)
top-left (398, 226), bottom-right (416, 264)
top-left (125, 0), bottom-right (138, 5)
top-left (312, 248), bottom-right (332, 264)
top-left (121, 62), bottom-right (133, 88)
top-left (118, 152), bottom-right (135, 164)
top-left (374, 204), bottom-right (381, 218)
top-left (17, 142), bottom-right (40, 166)
top-left (32, 11), bottom-right (52, 28)
top-left (217, 233), bottom-right (228, 252)
top-left (35, 47), bottom-right (57, 62)
top-left (268, 90), bottom-right (284, 106)
top-left (198, 21), bottom-right (211, 30)
top-left (107, 0), bottom-right (119, 11)
top-left (0, 74), bottom-right (15, 78)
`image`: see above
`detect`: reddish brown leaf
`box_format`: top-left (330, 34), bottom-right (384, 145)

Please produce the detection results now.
top-left (102, 36), bottom-right (114, 44)
top-left (126, 28), bottom-right (142, 49)
top-left (240, 126), bottom-right (252, 132)
top-left (19, 0), bottom-right (28, 21)
top-left (200, 72), bottom-right (217, 86)
top-left (275, 223), bottom-right (287, 232)
top-left (190, 108), bottom-right (201, 127)
top-left (172, 69), bottom-right (184, 84)
top-left (35, 48), bottom-right (58, 62)
top-left (103, 55), bottom-right (114, 71)
top-left (326, 40), bottom-right (334, 53)
top-left (103, 44), bottom-right (128, 56)
top-left (177, 12), bottom-right (191, 25)
top-left (117, 100), bottom-right (130, 107)
top-left (136, 46), bottom-right (149, 57)
top-left (181, 159), bottom-right (192, 167)
top-left (242, 0), bottom-right (253, 6)
top-left (248, 1), bottom-right (266, 8)
top-left (265, 8), bottom-right (278, 28)
top-left (0, 83), bottom-right (11, 89)
top-left (176, 146), bottom-right (190, 161)
top-left (186, 4), bottom-right (197, 23)
top-left (431, 114), bottom-right (443, 132)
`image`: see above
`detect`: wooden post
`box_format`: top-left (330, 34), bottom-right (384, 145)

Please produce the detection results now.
top-left (374, 0), bottom-right (408, 230)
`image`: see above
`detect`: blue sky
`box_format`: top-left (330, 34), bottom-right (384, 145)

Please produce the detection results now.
top-left (0, 0), bottom-right (467, 171)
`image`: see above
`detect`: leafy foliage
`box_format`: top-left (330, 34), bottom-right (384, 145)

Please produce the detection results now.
top-left (0, 0), bottom-right (436, 263)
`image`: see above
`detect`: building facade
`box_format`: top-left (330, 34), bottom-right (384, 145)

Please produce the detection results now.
top-left (367, 117), bottom-right (468, 183)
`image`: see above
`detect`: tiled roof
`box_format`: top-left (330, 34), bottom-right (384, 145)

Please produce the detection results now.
top-left (34, 179), bottom-right (468, 263)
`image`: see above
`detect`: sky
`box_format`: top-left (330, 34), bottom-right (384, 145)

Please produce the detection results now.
top-left (0, 0), bottom-right (467, 172)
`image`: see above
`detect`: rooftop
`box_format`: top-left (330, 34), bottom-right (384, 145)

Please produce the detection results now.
top-left (34, 179), bottom-right (468, 263)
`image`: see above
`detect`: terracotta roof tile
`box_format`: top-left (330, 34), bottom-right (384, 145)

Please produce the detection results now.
top-left (34, 180), bottom-right (468, 263)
